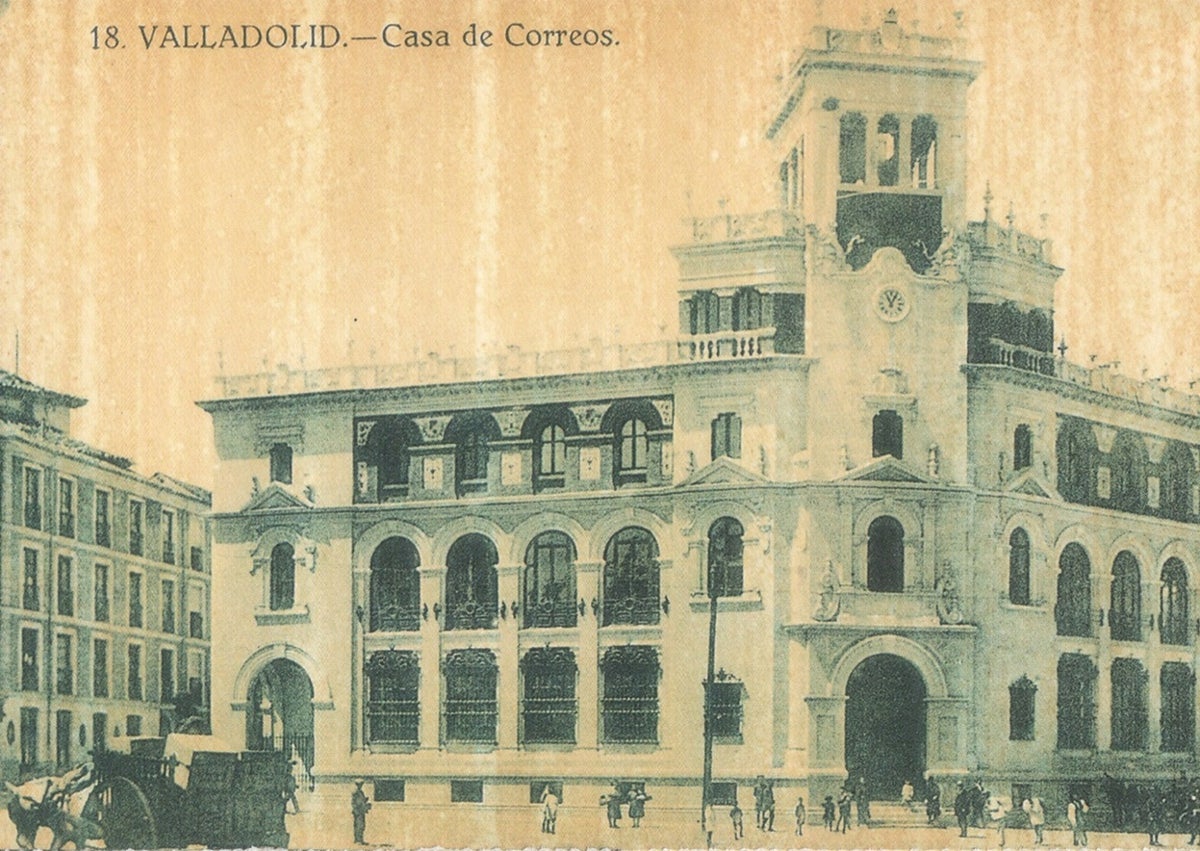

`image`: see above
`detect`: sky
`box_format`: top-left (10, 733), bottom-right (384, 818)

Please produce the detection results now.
top-left (3, 0), bottom-right (1200, 487)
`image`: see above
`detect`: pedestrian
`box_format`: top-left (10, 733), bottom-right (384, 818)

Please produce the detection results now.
top-left (283, 763), bottom-right (300, 815)
top-left (954, 781), bottom-right (971, 838)
top-left (793, 795), bottom-right (806, 835)
top-left (601, 793), bottom-right (622, 828)
top-left (704, 801), bottom-right (715, 847)
top-left (970, 779), bottom-right (986, 828)
top-left (1067, 792), bottom-right (1089, 847)
top-left (762, 780), bottom-right (775, 831)
top-left (986, 791), bottom-right (1008, 847)
top-left (836, 789), bottom-right (852, 833)
top-left (1147, 793), bottom-right (1165, 846)
top-left (753, 775), bottom-right (766, 830)
top-left (901, 779), bottom-right (914, 809)
top-left (854, 778), bottom-right (870, 827)
top-left (822, 795), bottom-right (836, 831)
top-left (540, 785), bottom-right (559, 835)
top-left (1022, 794), bottom-right (1046, 845)
top-left (730, 801), bottom-right (744, 840)
top-left (629, 789), bottom-right (650, 828)
top-left (925, 775), bottom-right (941, 825)
top-left (350, 779), bottom-right (371, 845)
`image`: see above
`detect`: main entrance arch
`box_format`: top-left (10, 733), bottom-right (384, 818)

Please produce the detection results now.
top-left (844, 654), bottom-right (926, 799)
top-left (246, 658), bottom-right (315, 782)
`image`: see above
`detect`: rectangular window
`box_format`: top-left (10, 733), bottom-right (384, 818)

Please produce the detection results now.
top-left (20, 708), bottom-right (38, 772)
top-left (58, 478), bottom-right (75, 538)
top-left (189, 610), bottom-right (204, 639)
top-left (125, 715), bottom-right (142, 736)
top-left (188, 651), bottom-right (205, 701)
top-left (365, 652), bottom-right (420, 745)
top-left (24, 467), bottom-right (41, 529)
top-left (375, 780), bottom-right (406, 802)
top-left (160, 648), bottom-right (175, 702)
top-left (1009, 677), bottom-right (1036, 741)
top-left (709, 680), bottom-right (744, 739)
top-left (129, 500), bottom-right (144, 556)
top-left (21, 628), bottom-right (39, 691)
top-left (57, 556), bottom-right (74, 616)
top-left (521, 650), bottom-right (577, 744)
top-left (601, 647), bottom-right (659, 744)
top-left (129, 572), bottom-right (143, 628)
top-left (872, 409), bottom-right (904, 459)
top-left (93, 638), bottom-right (109, 698)
top-left (161, 510), bottom-right (175, 564)
top-left (95, 489), bottom-right (111, 548)
top-left (711, 413), bottom-right (743, 461)
top-left (127, 644), bottom-right (143, 700)
top-left (162, 579), bottom-right (176, 633)
top-left (94, 564), bottom-right (110, 622)
top-left (444, 651), bottom-right (498, 743)
top-left (56, 634), bottom-right (74, 695)
top-left (190, 546), bottom-right (204, 572)
top-left (529, 781), bottom-right (564, 803)
top-left (709, 782), bottom-right (738, 806)
top-left (1162, 663), bottom-right (1195, 753)
top-left (56, 709), bottom-right (72, 768)
top-left (1111, 658), bottom-right (1149, 752)
top-left (92, 712), bottom-right (108, 753)
top-left (23, 548), bottom-right (39, 611)
top-left (450, 780), bottom-right (484, 803)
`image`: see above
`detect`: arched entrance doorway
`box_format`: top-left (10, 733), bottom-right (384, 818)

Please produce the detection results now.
top-left (844, 654), bottom-right (926, 799)
top-left (246, 659), bottom-right (315, 786)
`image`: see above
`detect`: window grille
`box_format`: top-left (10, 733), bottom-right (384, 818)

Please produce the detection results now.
top-left (601, 646), bottom-right (660, 744)
top-left (708, 675), bottom-right (743, 739)
top-left (1056, 653), bottom-right (1096, 750)
top-left (1055, 543), bottom-right (1092, 637)
top-left (1109, 551), bottom-right (1142, 641)
top-left (444, 535), bottom-right (499, 630)
top-left (521, 647), bottom-right (577, 744)
top-left (369, 537), bottom-right (421, 632)
top-left (602, 527), bottom-right (660, 626)
top-left (1008, 528), bottom-right (1031, 605)
top-left (444, 650), bottom-right (497, 743)
top-left (707, 518), bottom-right (744, 598)
top-left (1110, 657), bottom-right (1148, 751)
top-left (1161, 663), bottom-right (1195, 753)
top-left (365, 651), bottom-right (419, 745)
top-left (523, 532), bottom-right (577, 628)
top-left (269, 543), bottom-right (295, 611)
top-left (1008, 675), bottom-right (1036, 741)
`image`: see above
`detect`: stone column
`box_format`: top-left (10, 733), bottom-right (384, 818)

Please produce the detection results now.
top-left (417, 564), bottom-right (445, 750)
top-left (497, 562), bottom-right (521, 750)
top-left (577, 560), bottom-right (602, 749)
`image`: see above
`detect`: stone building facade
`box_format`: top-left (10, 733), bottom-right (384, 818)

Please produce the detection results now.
top-left (202, 13), bottom-right (1200, 815)
top-left (0, 370), bottom-right (212, 780)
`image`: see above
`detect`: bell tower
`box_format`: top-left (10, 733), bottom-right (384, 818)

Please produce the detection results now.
top-left (768, 10), bottom-right (980, 273)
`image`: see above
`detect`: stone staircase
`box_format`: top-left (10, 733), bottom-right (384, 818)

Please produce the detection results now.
top-left (866, 801), bottom-right (947, 828)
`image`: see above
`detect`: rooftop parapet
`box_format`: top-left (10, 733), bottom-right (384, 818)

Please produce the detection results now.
top-left (684, 209), bottom-right (804, 245)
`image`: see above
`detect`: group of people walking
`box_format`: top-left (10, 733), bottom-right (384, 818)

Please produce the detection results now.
top-left (599, 784), bottom-right (651, 828)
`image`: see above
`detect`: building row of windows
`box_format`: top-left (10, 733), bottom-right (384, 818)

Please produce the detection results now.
top-left (1057, 417), bottom-right (1197, 521)
top-left (363, 645), bottom-right (742, 747)
top-left (17, 548), bottom-right (206, 638)
top-left (1033, 655), bottom-right (1197, 753)
top-left (18, 626), bottom-right (205, 705)
top-left (18, 464), bottom-right (205, 568)
top-left (14, 706), bottom-right (148, 774)
top-left (1051, 542), bottom-right (1191, 644)
top-left (839, 112), bottom-right (938, 188)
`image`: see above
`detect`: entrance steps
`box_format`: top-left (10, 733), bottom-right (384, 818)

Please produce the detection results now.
top-left (866, 801), bottom-right (943, 828)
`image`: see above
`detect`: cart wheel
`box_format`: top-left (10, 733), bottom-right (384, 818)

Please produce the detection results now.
top-left (95, 776), bottom-right (159, 850)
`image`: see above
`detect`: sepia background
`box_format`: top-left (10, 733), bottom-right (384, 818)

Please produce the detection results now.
top-left (2, 0), bottom-right (1198, 488)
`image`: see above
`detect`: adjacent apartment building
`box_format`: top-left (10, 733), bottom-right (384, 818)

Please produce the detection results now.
top-left (0, 369), bottom-right (211, 780)
top-left (201, 12), bottom-right (1200, 815)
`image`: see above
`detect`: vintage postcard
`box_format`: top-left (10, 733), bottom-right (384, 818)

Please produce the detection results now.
top-left (3, 1), bottom-right (1200, 848)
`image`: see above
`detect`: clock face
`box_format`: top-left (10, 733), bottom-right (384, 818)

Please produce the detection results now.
top-left (875, 286), bottom-right (910, 322)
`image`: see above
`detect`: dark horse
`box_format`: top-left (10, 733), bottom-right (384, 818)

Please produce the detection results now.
top-left (5, 764), bottom-right (102, 850)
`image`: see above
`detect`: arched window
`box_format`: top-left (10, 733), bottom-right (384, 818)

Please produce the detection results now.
top-left (1056, 653), bottom-right (1097, 750)
top-left (1109, 432), bottom-right (1146, 513)
top-left (1055, 543), bottom-right (1092, 637)
top-left (602, 527), bottom-right (660, 625)
top-left (1111, 658), bottom-right (1148, 752)
top-left (876, 114), bottom-right (900, 186)
top-left (707, 517), bottom-right (744, 598)
top-left (1161, 558), bottom-right (1190, 646)
top-left (690, 291), bottom-right (720, 335)
top-left (872, 410), bottom-right (903, 459)
top-left (1008, 528), bottom-right (1031, 606)
top-left (369, 537), bottom-right (421, 632)
top-left (269, 444), bottom-right (293, 485)
top-left (447, 413), bottom-right (499, 496)
top-left (269, 543), bottom-right (295, 611)
top-left (1161, 442), bottom-right (1193, 521)
top-left (615, 418), bottom-right (649, 484)
top-left (866, 516), bottom-right (904, 593)
top-left (911, 115), bottom-right (937, 188)
top-left (839, 112), bottom-right (867, 185)
top-left (1056, 419), bottom-right (1096, 504)
top-left (523, 532), bottom-right (577, 628)
top-left (444, 534), bottom-right (498, 631)
top-left (1013, 425), bottom-right (1032, 471)
top-left (1110, 551), bottom-right (1142, 642)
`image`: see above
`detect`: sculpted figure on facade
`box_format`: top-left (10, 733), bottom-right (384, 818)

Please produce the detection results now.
top-left (935, 560), bottom-right (964, 625)
top-left (813, 558), bottom-right (841, 622)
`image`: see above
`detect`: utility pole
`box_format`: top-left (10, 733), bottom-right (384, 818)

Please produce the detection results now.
top-left (700, 551), bottom-right (720, 835)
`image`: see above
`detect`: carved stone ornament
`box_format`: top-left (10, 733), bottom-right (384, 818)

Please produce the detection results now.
top-left (417, 415), bottom-right (452, 443)
top-left (813, 559), bottom-right (841, 622)
top-left (808, 223), bottom-right (850, 273)
top-left (356, 420), bottom-right (376, 447)
top-left (652, 399), bottom-right (674, 427)
top-left (926, 227), bottom-right (970, 278)
top-left (935, 561), bottom-right (964, 625)
top-left (570, 404), bottom-right (604, 433)
top-left (927, 443), bottom-right (940, 478)
top-left (495, 408), bottom-right (529, 438)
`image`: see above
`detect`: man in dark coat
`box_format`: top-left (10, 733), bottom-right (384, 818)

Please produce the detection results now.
top-left (954, 781), bottom-right (972, 838)
top-left (351, 779), bottom-right (371, 844)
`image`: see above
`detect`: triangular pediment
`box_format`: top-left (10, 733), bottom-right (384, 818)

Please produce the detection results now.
top-left (840, 455), bottom-right (933, 483)
top-left (241, 482), bottom-right (315, 513)
top-left (679, 455), bottom-right (768, 487)
top-left (1002, 468), bottom-right (1061, 500)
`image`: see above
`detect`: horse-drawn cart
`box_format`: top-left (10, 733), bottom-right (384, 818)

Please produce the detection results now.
top-left (92, 735), bottom-right (289, 849)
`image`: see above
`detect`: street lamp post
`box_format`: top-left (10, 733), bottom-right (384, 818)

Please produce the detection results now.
top-left (701, 558), bottom-right (720, 834)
